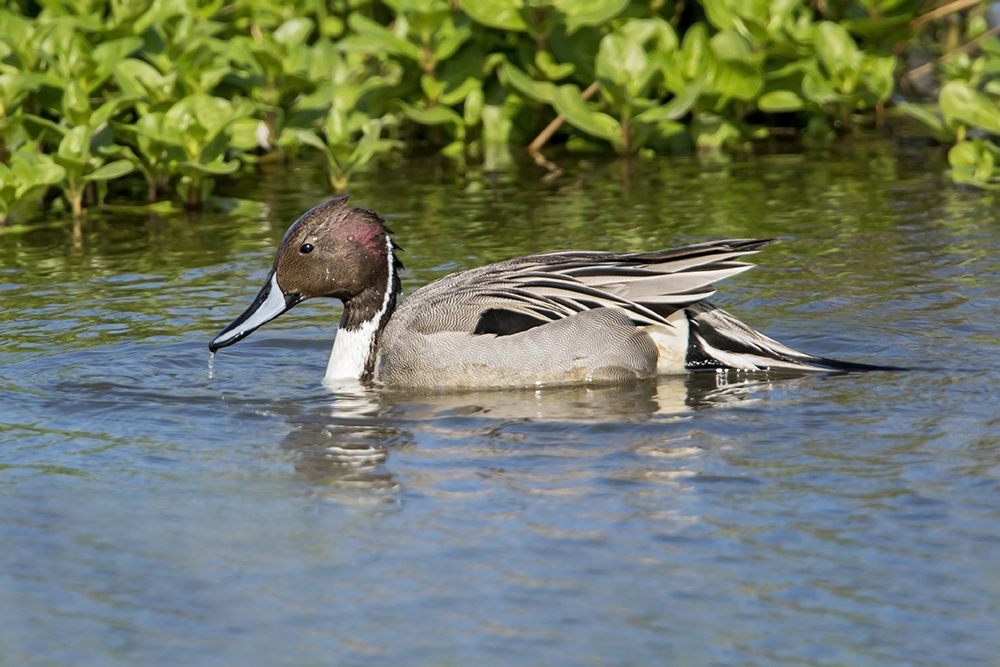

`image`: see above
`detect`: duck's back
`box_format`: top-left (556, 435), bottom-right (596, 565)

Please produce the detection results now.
top-left (372, 243), bottom-right (764, 387)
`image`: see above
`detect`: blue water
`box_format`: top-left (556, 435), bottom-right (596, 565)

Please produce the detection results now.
top-left (1, 152), bottom-right (999, 666)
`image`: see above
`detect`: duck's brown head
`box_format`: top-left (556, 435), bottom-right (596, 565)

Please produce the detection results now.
top-left (209, 196), bottom-right (401, 353)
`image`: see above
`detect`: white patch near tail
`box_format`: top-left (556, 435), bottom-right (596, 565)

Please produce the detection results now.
top-left (691, 332), bottom-right (831, 371)
top-left (646, 309), bottom-right (690, 374)
top-left (693, 335), bottom-right (762, 370)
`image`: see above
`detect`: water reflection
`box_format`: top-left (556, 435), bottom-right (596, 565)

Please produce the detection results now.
top-left (280, 370), bottom-right (813, 503)
top-left (280, 386), bottom-right (407, 504)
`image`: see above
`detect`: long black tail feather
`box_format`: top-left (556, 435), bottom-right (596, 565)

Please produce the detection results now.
top-left (684, 302), bottom-right (905, 373)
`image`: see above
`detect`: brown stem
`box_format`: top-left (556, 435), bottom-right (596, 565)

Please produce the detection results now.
top-left (422, 44), bottom-right (438, 111)
top-left (669, 0), bottom-right (685, 26)
top-left (901, 23), bottom-right (1000, 82)
top-left (528, 81), bottom-right (602, 179)
top-left (620, 115), bottom-right (631, 154)
top-left (528, 81), bottom-right (601, 154)
top-left (911, 0), bottom-right (986, 27)
top-left (187, 177), bottom-right (201, 209)
top-left (70, 188), bottom-right (83, 219)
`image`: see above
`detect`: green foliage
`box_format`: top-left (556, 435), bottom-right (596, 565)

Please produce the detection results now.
top-left (0, 0), bottom-right (996, 221)
top-left (0, 148), bottom-right (65, 222)
top-left (901, 39), bottom-right (1000, 189)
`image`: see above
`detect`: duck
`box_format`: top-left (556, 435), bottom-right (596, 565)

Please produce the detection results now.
top-left (209, 196), bottom-right (891, 387)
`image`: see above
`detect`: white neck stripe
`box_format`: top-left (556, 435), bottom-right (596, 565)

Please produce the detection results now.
top-left (379, 237), bottom-right (395, 326)
top-left (324, 236), bottom-right (395, 382)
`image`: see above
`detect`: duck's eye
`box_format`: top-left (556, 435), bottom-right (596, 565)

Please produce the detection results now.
top-left (299, 243), bottom-right (314, 254)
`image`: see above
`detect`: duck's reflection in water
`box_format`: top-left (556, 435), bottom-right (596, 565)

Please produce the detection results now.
top-left (281, 387), bottom-right (407, 504)
top-left (280, 370), bottom-right (816, 503)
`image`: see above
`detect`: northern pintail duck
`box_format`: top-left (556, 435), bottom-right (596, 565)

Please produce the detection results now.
top-left (209, 197), bottom-right (888, 387)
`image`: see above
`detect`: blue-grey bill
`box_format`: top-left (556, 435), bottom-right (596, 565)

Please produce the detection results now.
top-left (209, 272), bottom-right (299, 352)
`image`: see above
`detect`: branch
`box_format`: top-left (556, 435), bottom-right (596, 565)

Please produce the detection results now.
top-left (911, 0), bottom-right (987, 28)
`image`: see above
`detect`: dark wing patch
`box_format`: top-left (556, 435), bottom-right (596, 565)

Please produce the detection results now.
top-left (473, 308), bottom-right (548, 336)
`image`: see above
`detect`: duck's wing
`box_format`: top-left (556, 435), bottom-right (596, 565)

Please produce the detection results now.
top-left (399, 238), bottom-right (772, 335)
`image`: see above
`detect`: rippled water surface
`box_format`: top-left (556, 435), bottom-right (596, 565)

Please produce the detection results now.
top-left (2, 150), bottom-right (1000, 666)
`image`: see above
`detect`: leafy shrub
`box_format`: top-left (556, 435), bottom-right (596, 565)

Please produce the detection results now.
top-left (0, 0), bottom-right (994, 221)
top-left (900, 39), bottom-right (1000, 189)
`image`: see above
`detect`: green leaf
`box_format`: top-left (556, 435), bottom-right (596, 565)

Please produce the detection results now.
top-left (457, 0), bottom-right (528, 31)
top-left (180, 157), bottom-right (240, 175)
top-left (62, 81), bottom-right (91, 126)
top-left (274, 17), bottom-right (315, 46)
top-left (691, 111), bottom-right (741, 151)
top-left (421, 75), bottom-right (446, 103)
top-left (712, 59), bottom-right (762, 102)
top-left (92, 37), bottom-right (144, 64)
top-left (57, 125), bottom-right (92, 164)
top-left (634, 104), bottom-right (688, 127)
top-left (552, 0), bottom-right (629, 33)
top-left (10, 151), bottom-right (65, 194)
top-left (710, 30), bottom-right (753, 63)
top-left (948, 139), bottom-right (998, 187)
top-left (291, 129), bottom-right (329, 153)
top-left (535, 51), bottom-right (574, 81)
top-left (347, 13), bottom-right (421, 61)
top-left (252, 46), bottom-right (283, 79)
top-left (440, 140), bottom-right (464, 160)
top-left (229, 118), bottom-right (264, 151)
top-left (758, 90), bottom-right (804, 112)
top-left (23, 114), bottom-right (68, 138)
top-left (0, 72), bottom-right (45, 109)
top-left (597, 32), bottom-right (655, 98)
top-left (619, 18), bottom-right (678, 55)
top-left (114, 59), bottom-right (175, 103)
top-left (134, 0), bottom-right (187, 34)
top-left (0, 162), bottom-right (12, 192)
top-left (0, 11), bottom-right (33, 60)
top-left (501, 62), bottom-right (556, 104)
top-left (134, 112), bottom-right (175, 146)
top-left (802, 68), bottom-right (840, 105)
top-left (440, 76), bottom-right (482, 106)
top-left (701, 0), bottom-right (740, 31)
top-left (948, 140), bottom-right (979, 168)
top-left (325, 108), bottom-right (351, 145)
top-left (432, 22), bottom-right (472, 62)
top-left (896, 102), bottom-right (952, 142)
top-left (92, 37), bottom-right (144, 86)
top-left (815, 22), bottom-right (859, 81)
top-left (464, 87), bottom-right (485, 126)
top-left (90, 95), bottom-right (139, 130)
top-left (345, 119), bottom-right (383, 174)
top-left (862, 54), bottom-right (896, 102)
top-left (85, 159), bottom-right (134, 182)
top-left (940, 81), bottom-right (1000, 135)
top-left (654, 77), bottom-right (704, 120)
top-left (840, 15), bottom-right (911, 42)
top-left (681, 24), bottom-right (712, 81)
top-left (190, 94), bottom-right (243, 139)
top-left (552, 84), bottom-right (622, 146)
top-left (398, 102), bottom-right (464, 126)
